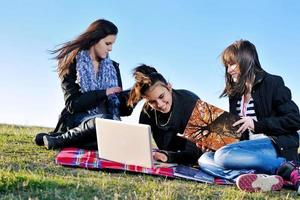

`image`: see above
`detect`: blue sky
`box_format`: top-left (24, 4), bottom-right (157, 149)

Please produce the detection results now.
top-left (1, 0), bottom-right (299, 127)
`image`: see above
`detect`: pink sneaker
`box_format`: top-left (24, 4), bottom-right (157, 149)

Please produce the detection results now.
top-left (236, 174), bottom-right (283, 192)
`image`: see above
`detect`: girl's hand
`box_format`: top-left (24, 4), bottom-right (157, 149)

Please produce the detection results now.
top-left (153, 151), bottom-right (168, 162)
top-left (196, 130), bottom-right (212, 152)
top-left (200, 146), bottom-right (212, 153)
top-left (106, 87), bottom-right (122, 96)
top-left (233, 117), bottom-right (255, 134)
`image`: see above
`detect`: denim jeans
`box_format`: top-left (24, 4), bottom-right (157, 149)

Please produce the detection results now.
top-left (198, 138), bottom-right (286, 179)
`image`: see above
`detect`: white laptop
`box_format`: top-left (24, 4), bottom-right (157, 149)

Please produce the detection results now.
top-left (95, 118), bottom-right (154, 168)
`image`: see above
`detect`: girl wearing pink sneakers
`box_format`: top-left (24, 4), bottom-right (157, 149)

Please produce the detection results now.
top-left (198, 40), bottom-right (300, 193)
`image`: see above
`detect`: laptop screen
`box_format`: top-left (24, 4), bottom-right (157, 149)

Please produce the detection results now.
top-left (95, 118), bottom-right (154, 168)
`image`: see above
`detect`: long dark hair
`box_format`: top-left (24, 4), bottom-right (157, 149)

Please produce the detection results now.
top-left (128, 64), bottom-right (168, 107)
top-left (52, 19), bottom-right (118, 78)
top-left (220, 40), bottom-right (263, 98)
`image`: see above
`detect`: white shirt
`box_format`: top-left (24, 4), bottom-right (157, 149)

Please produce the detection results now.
top-left (237, 96), bottom-right (267, 140)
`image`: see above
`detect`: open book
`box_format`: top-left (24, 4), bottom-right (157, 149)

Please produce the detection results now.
top-left (179, 100), bottom-right (242, 151)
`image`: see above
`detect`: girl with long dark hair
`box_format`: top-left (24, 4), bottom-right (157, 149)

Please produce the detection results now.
top-left (35, 19), bottom-right (132, 149)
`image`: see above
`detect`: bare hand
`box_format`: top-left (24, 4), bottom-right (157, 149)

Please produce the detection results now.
top-left (201, 146), bottom-right (212, 153)
top-left (233, 117), bottom-right (255, 134)
top-left (153, 152), bottom-right (168, 162)
top-left (195, 130), bottom-right (211, 152)
top-left (106, 87), bottom-right (122, 96)
top-left (196, 143), bottom-right (212, 153)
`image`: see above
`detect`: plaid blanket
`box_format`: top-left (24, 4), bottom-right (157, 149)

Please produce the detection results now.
top-left (56, 147), bottom-right (174, 177)
top-left (56, 148), bottom-right (233, 185)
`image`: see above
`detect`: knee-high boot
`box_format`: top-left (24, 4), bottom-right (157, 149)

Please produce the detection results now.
top-left (43, 118), bottom-right (96, 150)
top-left (35, 131), bottom-right (64, 146)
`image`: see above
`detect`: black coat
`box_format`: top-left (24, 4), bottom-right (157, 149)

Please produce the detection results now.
top-left (229, 71), bottom-right (300, 161)
top-left (139, 89), bottom-right (202, 165)
top-left (53, 60), bottom-right (133, 133)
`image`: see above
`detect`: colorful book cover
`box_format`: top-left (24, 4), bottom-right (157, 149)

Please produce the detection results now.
top-left (180, 100), bottom-right (242, 150)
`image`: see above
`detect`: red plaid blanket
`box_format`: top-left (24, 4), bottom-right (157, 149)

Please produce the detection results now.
top-left (56, 148), bottom-right (233, 185)
top-left (56, 147), bottom-right (174, 177)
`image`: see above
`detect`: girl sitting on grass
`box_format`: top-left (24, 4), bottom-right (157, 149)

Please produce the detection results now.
top-left (198, 39), bottom-right (300, 193)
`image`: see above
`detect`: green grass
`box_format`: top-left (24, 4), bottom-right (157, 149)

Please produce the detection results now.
top-left (0, 124), bottom-right (299, 200)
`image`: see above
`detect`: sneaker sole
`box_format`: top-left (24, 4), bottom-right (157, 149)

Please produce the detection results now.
top-left (43, 136), bottom-right (49, 150)
top-left (236, 174), bottom-right (283, 192)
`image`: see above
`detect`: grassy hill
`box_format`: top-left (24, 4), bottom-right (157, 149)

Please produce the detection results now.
top-left (0, 124), bottom-right (298, 199)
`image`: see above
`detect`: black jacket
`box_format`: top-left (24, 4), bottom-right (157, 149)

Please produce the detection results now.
top-left (229, 71), bottom-right (300, 161)
top-left (139, 89), bottom-right (202, 165)
top-left (53, 60), bottom-right (133, 133)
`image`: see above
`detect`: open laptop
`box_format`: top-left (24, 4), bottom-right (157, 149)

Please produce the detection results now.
top-left (95, 118), bottom-right (155, 168)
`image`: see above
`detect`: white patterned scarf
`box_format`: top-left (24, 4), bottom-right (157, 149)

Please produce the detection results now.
top-left (76, 50), bottom-right (120, 119)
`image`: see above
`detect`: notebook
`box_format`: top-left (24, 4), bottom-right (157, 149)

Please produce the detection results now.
top-left (178, 99), bottom-right (242, 151)
top-left (95, 118), bottom-right (155, 168)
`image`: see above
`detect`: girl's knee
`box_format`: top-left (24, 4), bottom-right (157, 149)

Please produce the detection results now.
top-left (214, 145), bottom-right (237, 167)
top-left (215, 145), bottom-right (231, 159)
top-left (198, 151), bottom-right (215, 166)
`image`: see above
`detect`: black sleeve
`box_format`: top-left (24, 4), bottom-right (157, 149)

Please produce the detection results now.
top-left (112, 63), bottom-right (134, 116)
top-left (139, 108), bottom-right (152, 126)
top-left (166, 141), bottom-right (202, 165)
top-left (118, 89), bottom-right (134, 116)
top-left (113, 61), bottom-right (123, 89)
top-left (254, 77), bottom-right (300, 135)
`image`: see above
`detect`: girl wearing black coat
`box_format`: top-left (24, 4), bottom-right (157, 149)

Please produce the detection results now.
top-left (198, 40), bottom-right (300, 193)
top-left (35, 19), bottom-right (132, 149)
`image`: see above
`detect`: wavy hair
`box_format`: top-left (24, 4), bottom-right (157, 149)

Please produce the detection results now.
top-left (128, 64), bottom-right (168, 108)
top-left (220, 40), bottom-right (263, 98)
top-left (52, 19), bottom-right (118, 78)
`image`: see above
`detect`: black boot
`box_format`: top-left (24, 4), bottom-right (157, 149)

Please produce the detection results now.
top-left (43, 118), bottom-right (97, 150)
top-left (35, 132), bottom-right (63, 146)
top-left (43, 135), bottom-right (65, 150)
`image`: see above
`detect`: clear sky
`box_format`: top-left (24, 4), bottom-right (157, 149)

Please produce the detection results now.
top-left (1, 0), bottom-right (299, 127)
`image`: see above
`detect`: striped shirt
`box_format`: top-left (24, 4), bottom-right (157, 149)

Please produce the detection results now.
top-left (237, 96), bottom-right (267, 140)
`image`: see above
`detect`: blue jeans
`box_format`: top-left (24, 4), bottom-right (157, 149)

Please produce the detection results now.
top-left (198, 138), bottom-right (286, 179)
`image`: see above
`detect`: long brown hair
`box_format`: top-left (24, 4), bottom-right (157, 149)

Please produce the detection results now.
top-left (128, 64), bottom-right (168, 108)
top-left (52, 19), bottom-right (118, 78)
top-left (220, 40), bottom-right (263, 98)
